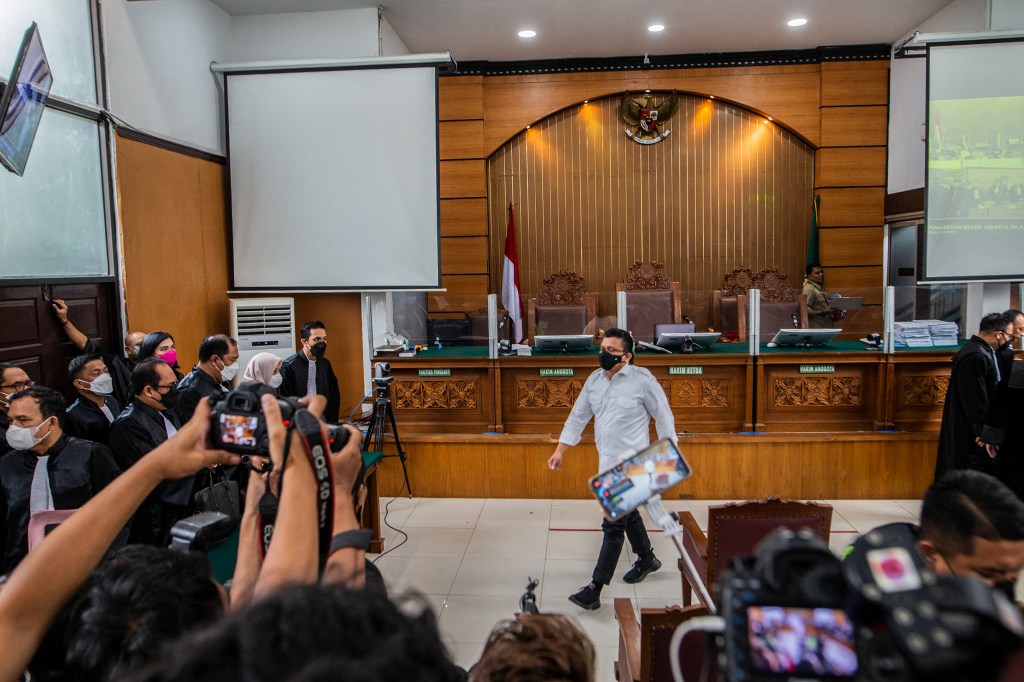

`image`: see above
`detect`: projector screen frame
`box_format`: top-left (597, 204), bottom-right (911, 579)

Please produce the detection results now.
top-left (222, 57), bottom-right (448, 292)
top-left (921, 38), bottom-right (1024, 283)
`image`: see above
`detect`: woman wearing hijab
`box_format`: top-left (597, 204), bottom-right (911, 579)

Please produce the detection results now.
top-left (241, 352), bottom-right (284, 392)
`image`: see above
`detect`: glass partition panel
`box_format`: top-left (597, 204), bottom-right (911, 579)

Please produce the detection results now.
top-left (821, 286), bottom-right (886, 343)
top-left (889, 284), bottom-right (970, 351)
top-left (616, 287), bottom-right (743, 355)
top-left (390, 292), bottom-right (492, 351)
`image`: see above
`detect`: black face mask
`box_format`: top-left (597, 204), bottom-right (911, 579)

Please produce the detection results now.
top-left (157, 385), bottom-right (180, 410)
top-left (310, 342), bottom-right (327, 359)
top-left (598, 351), bottom-right (622, 371)
top-left (994, 579), bottom-right (1016, 601)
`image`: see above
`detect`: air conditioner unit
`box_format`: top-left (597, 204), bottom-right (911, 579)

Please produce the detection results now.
top-left (230, 297), bottom-right (296, 378)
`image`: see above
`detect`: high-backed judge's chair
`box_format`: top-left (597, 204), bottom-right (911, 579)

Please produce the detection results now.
top-left (616, 260), bottom-right (682, 343)
top-left (678, 497), bottom-right (832, 608)
top-left (527, 270), bottom-right (598, 344)
top-left (614, 598), bottom-right (712, 682)
top-left (713, 267), bottom-right (807, 342)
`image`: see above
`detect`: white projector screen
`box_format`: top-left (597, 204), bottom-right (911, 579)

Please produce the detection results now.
top-left (924, 40), bottom-right (1024, 281)
top-left (226, 66), bottom-right (440, 289)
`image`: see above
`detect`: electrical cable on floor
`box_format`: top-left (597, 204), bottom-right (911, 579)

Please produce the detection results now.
top-left (370, 477), bottom-right (410, 563)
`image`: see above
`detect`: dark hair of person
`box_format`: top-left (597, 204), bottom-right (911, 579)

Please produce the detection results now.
top-left (198, 334), bottom-right (237, 363)
top-left (0, 361), bottom-right (14, 382)
top-left (64, 545), bottom-right (224, 682)
top-left (1004, 309), bottom-right (1024, 322)
top-left (68, 353), bottom-right (104, 382)
top-left (131, 357), bottom-right (170, 397)
top-left (920, 470), bottom-right (1024, 557)
top-left (805, 262), bottom-right (823, 276)
top-left (602, 327), bottom-right (635, 361)
top-left (300, 320), bottom-right (327, 341)
top-left (10, 385), bottom-right (66, 420)
top-left (133, 586), bottom-right (460, 682)
top-left (138, 331), bottom-right (176, 366)
top-left (470, 613), bottom-right (596, 682)
top-left (979, 312), bottom-right (1013, 334)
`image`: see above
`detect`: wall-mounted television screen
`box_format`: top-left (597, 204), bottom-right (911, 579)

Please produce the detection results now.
top-left (0, 22), bottom-right (52, 176)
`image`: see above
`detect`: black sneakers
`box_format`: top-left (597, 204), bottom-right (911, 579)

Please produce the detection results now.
top-left (623, 555), bottom-right (662, 584)
top-left (568, 581), bottom-right (603, 610)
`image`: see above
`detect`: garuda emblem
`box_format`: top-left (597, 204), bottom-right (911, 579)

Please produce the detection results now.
top-left (620, 90), bottom-right (679, 145)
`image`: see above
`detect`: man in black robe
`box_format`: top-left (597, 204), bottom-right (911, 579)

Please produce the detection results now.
top-left (982, 310), bottom-right (1024, 500)
top-left (935, 312), bottom-right (1014, 479)
top-left (0, 386), bottom-right (120, 572)
top-left (175, 334), bottom-right (239, 423)
top-left (108, 358), bottom-right (189, 546)
top-left (1, 363), bottom-right (35, 457)
top-left (280, 320), bottom-right (341, 423)
top-left (64, 354), bottom-right (122, 447)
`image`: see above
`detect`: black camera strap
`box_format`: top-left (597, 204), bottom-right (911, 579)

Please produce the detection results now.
top-left (256, 490), bottom-right (278, 560)
top-left (292, 408), bottom-right (335, 572)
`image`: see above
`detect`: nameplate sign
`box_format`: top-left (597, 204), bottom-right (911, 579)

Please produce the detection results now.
top-left (418, 369), bottom-right (451, 377)
top-left (799, 364), bottom-right (835, 374)
top-left (669, 366), bottom-right (703, 375)
top-left (540, 368), bottom-right (574, 377)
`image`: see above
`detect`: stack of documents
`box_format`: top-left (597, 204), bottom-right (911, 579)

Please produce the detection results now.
top-left (923, 320), bottom-right (959, 346)
top-left (893, 321), bottom-right (933, 348)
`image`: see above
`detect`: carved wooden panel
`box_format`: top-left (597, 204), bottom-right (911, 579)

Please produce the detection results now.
top-left (394, 380), bottom-right (478, 409)
top-left (772, 376), bottom-right (862, 407)
top-left (536, 271), bottom-right (589, 305)
top-left (701, 378), bottom-right (729, 407)
top-left (623, 260), bottom-right (671, 290)
top-left (663, 378), bottom-right (730, 408)
top-left (902, 376), bottom-right (950, 406)
top-left (516, 378), bottom-right (584, 408)
top-left (721, 266), bottom-right (797, 302)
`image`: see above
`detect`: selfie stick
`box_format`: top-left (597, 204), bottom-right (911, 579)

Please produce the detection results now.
top-left (642, 495), bottom-right (718, 615)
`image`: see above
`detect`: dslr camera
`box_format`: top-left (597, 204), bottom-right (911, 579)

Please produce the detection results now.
top-left (209, 383), bottom-right (351, 456)
top-left (718, 526), bottom-right (1024, 681)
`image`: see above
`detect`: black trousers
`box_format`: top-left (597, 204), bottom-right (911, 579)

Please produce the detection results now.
top-left (592, 510), bottom-right (654, 585)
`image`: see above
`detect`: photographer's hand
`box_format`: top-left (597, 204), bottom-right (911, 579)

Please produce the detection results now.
top-left (323, 424), bottom-right (366, 589)
top-left (232, 459), bottom-right (275, 611)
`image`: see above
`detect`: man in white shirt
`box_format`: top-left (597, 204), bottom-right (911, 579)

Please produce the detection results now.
top-left (548, 328), bottom-right (677, 610)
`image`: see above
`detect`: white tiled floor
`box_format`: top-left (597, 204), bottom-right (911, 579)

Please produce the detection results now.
top-left (369, 497), bottom-right (921, 681)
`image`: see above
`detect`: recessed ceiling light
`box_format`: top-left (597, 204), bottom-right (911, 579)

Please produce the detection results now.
top-left (787, 18), bottom-right (808, 27)
top-left (518, 30), bottom-right (536, 38)
top-left (648, 24), bottom-right (665, 33)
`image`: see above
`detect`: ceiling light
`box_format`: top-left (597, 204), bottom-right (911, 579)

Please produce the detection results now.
top-left (518, 30), bottom-right (536, 38)
top-left (787, 18), bottom-right (807, 27)
top-left (648, 24), bottom-right (665, 33)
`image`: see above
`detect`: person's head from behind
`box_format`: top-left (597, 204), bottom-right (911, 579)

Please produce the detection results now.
top-left (135, 585), bottom-right (458, 682)
top-left (65, 545), bottom-right (224, 681)
top-left (131, 357), bottom-right (178, 412)
top-left (139, 331), bottom-right (177, 367)
top-left (470, 613), bottom-right (595, 682)
top-left (0, 361), bottom-right (33, 413)
top-left (7, 386), bottom-right (64, 453)
top-left (918, 470), bottom-right (1024, 592)
top-left (242, 351), bottom-right (283, 388)
top-left (300, 320), bottom-right (328, 360)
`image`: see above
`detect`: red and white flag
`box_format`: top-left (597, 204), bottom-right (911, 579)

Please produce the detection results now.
top-left (501, 203), bottom-right (525, 343)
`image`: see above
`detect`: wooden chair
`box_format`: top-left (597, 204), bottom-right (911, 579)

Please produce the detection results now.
top-left (615, 598), bottom-right (713, 682)
top-left (737, 293), bottom-right (808, 342)
top-left (678, 497), bottom-right (832, 608)
top-left (527, 270), bottom-right (598, 344)
top-left (616, 260), bottom-right (682, 343)
top-left (713, 267), bottom-right (804, 342)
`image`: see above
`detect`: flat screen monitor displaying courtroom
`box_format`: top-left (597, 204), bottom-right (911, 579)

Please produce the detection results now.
top-left (655, 332), bottom-right (722, 350)
top-left (0, 22), bottom-right (52, 176)
top-left (534, 334), bottom-right (593, 353)
top-left (768, 328), bottom-right (841, 348)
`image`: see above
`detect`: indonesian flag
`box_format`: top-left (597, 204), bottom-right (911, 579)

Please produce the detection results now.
top-left (501, 203), bottom-right (525, 343)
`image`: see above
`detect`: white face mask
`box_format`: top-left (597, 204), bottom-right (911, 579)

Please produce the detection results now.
top-left (86, 373), bottom-right (114, 396)
top-left (269, 374), bottom-right (283, 389)
top-left (7, 417), bottom-right (54, 451)
top-left (219, 361), bottom-right (240, 382)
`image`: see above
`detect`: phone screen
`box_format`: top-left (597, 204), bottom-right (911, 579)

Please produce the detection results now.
top-left (218, 413), bottom-right (259, 447)
top-left (588, 439), bottom-right (692, 519)
top-left (746, 606), bottom-right (858, 677)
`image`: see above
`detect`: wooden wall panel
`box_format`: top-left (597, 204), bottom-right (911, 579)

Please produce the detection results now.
top-left (815, 147), bottom-right (887, 187)
top-left (291, 293), bottom-right (366, 417)
top-left (441, 236), bottom-right (489, 275)
top-left (818, 188), bottom-right (885, 227)
top-left (440, 159), bottom-right (486, 198)
top-left (439, 75), bottom-right (483, 120)
top-left (440, 198), bottom-right (488, 236)
top-left (826, 266), bottom-right (883, 296)
top-left (819, 227), bottom-right (884, 266)
top-left (820, 106), bottom-right (888, 147)
top-left (441, 274), bottom-right (489, 297)
top-left (116, 135), bottom-right (230, 368)
top-left (439, 120), bottom-right (484, 160)
top-left (820, 62), bottom-right (889, 106)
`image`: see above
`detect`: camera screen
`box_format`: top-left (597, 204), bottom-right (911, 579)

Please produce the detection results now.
top-left (589, 439), bottom-right (692, 519)
top-left (218, 413), bottom-right (259, 447)
top-left (746, 606), bottom-right (858, 678)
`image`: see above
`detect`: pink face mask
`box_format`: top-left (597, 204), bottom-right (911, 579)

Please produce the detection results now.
top-left (157, 348), bottom-right (177, 366)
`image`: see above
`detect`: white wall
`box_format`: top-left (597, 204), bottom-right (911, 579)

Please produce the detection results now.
top-left (229, 8), bottom-right (382, 62)
top-left (102, 0), bottom-right (232, 155)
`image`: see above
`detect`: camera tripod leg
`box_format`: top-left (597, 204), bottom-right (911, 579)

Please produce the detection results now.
top-left (385, 399), bottom-right (412, 498)
top-left (642, 496), bottom-right (718, 615)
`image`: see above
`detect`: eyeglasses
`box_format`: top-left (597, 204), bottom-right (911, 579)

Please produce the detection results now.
top-left (153, 383), bottom-right (177, 391)
top-left (1, 379), bottom-right (34, 392)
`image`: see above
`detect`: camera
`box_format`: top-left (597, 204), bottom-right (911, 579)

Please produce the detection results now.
top-left (717, 526), bottom-right (1024, 681)
top-left (209, 383), bottom-right (351, 456)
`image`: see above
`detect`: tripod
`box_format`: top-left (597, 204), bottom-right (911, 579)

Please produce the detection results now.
top-left (362, 377), bottom-right (412, 497)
